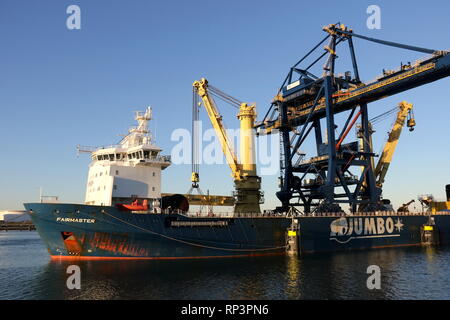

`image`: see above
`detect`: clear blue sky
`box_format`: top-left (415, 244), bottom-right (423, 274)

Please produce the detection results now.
top-left (1, 0), bottom-right (449, 211)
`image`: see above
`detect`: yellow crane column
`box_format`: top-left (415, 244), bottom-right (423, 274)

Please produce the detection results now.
top-left (235, 103), bottom-right (262, 214)
top-left (238, 103), bottom-right (257, 176)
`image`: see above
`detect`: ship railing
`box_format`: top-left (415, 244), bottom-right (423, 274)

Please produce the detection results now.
top-left (363, 53), bottom-right (438, 86)
top-left (159, 155), bottom-right (171, 162)
top-left (184, 212), bottom-right (287, 218)
top-left (94, 154), bottom-right (171, 163)
top-left (306, 210), bottom-right (448, 217)
top-left (434, 210), bottom-right (450, 215)
top-left (176, 210), bottom-right (450, 218)
top-left (77, 144), bottom-right (121, 153)
top-left (143, 155), bottom-right (171, 163)
top-left (40, 196), bottom-right (59, 203)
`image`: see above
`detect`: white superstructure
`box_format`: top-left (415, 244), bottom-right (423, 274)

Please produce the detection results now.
top-left (82, 107), bottom-right (171, 208)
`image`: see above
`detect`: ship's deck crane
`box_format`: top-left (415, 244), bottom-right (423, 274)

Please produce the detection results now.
top-left (256, 23), bottom-right (450, 214)
top-left (357, 101), bottom-right (415, 211)
top-left (191, 78), bottom-right (263, 214)
top-left (373, 101), bottom-right (415, 188)
top-left (398, 199), bottom-right (415, 213)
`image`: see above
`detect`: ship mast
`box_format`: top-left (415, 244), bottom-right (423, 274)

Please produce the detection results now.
top-left (119, 106), bottom-right (154, 148)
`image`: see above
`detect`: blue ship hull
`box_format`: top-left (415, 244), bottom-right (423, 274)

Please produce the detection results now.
top-left (296, 213), bottom-right (450, 253)
top-left (23, 203), bottom-right (450, 259)
top-left (24, 203), bottom-right (291, 259)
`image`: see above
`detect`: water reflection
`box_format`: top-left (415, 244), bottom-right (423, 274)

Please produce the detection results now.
top-left (2, 232), bottom-right (450, 299)
top-left (285, 256), bottom-right (301, 299)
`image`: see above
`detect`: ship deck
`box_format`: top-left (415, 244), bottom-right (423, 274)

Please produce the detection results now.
top-left (138, 210), bottom-right (450, 219)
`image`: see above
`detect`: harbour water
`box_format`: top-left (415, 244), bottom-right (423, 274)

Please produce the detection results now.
top-left (1, 231), bottom-right (449, 300)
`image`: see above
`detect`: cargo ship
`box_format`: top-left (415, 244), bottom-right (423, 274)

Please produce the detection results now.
top-left (24, 107), bottom-right (450, 259)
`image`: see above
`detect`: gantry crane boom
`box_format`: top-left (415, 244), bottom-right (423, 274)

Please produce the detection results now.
top-left (259, 51), bottom-right (449, 133)
top-left (192, 78), bottom-right (262, 214)
top-left (374, 101), bottom-right (415, 188)
top-left (258, 27), bottom-right (450, 133)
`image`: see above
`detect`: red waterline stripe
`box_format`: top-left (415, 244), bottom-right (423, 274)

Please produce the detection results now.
top-left (50, 251), bottom-right (285, 261)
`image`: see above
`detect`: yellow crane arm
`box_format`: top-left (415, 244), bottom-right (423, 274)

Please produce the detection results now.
top-left (193, 78), bottom-right (242, 181)
top-left (374, 101), bottom-right (415, 187)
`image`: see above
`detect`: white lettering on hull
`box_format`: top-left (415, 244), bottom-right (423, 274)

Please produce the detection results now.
top-left (329, 217), bottom-right (404, 243)
top-left (56, 217), bottom-right (96, 224)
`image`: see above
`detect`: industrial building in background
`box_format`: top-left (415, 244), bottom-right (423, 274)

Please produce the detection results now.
top-left (0, 210), bottom-right (30, 222)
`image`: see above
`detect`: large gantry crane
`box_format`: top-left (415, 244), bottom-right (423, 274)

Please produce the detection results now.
top-left (256, 23), bottom-right (450, 214)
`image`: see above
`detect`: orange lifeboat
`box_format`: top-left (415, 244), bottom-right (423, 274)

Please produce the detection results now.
top-left (116, 199), bottom-right (149, 211)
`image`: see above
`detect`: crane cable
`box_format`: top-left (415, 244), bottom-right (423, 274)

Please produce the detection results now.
top-left (367, 105), bottom-right (407, 164)
top-left (369, 106), bottom-right (398, 125)
top-left (208, 84), bottom-right (242, 108)
top-left (192, 88), bottom-right (200, 181)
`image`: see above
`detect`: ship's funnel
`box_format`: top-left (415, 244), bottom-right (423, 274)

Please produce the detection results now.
top-left (446, 184), bottom-right (450, 201)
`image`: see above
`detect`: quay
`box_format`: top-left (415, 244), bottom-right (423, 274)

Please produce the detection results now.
top-left (0, 222), bottom-right (36, 231)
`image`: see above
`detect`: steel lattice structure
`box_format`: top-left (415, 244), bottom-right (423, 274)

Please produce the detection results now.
top-left (256, 23), bottom-right (450, 214)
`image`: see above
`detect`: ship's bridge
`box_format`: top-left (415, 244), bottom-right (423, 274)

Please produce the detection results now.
top-left (82, 107), bottom-right (171, 207)
top-left (91, 145), bottom-right (171, 169)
